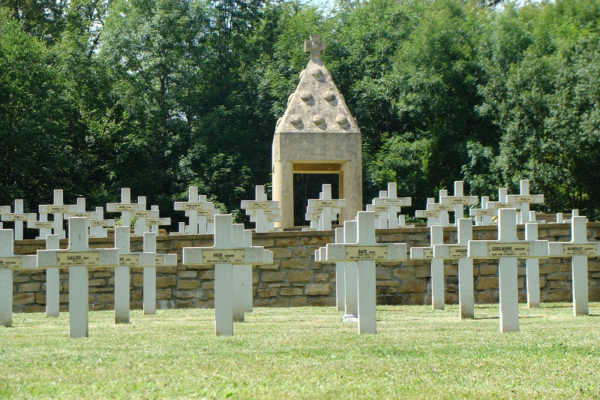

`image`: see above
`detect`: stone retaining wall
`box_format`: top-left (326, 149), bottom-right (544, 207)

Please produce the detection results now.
top-left (10, 223), bottom-right (600, 312)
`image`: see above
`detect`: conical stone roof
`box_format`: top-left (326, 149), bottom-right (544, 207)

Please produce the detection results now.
top-left (275, 35), bottom-right (360, 134)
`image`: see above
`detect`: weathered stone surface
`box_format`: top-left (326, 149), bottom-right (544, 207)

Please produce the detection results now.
top-left (258, 288), bottom-right (278, 298)
top-left (18, 283), bottom-right (41, 292)
top-left (14, 293), bottom-right (35, 305)
top-left (289, 271), bottom-right (312, 282)
top-left (475, 277), bottom-right (498, 290)
top-left (376, 267), bottom-right (391, 280)
top-left (305, 283), bottom-right (332, 296)
top-left (282, 259), bottom-right (309, 269)
top-left (280, 287), bottom-right (303, 296)
top-left (261, 271), bottom-right (286, 282)
top-left (308, 297), bottom-right (336, 306)
top-left (291, 297), bottom-right (307, 307)
top-left (156, 276), bottom-right (176, 288)
top-left (393, 268), bottom-right (414, 280)
top-left (272, 248), bottom-right (293, 259)
top-left (399, 280), bottom-right (427, 293)
top-left (178, 271), bottom-right (197, 278)
top-left (314, 273), bottom-right (329, 282)
top-left (200, 271), bottom-right (215, 280)
top-left (177, 280), bottom-right (201, 290)
top-left (269, 298), bottom-right (290, 307)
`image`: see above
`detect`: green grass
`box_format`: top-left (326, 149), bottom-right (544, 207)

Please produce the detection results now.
top-left (1, 304), bottom-right (599, 399)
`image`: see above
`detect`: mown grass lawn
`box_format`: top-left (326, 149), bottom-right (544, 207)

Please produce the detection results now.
top-left (1, 303), bottom-right (599, 399)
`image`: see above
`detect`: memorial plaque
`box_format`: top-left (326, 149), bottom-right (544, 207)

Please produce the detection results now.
top-left (0, 257), bottom-right (22, 269)
top-left (115, 204), bottom-right (137, 212)
top-left (248, 201), bottom-right (271, 209)
top-left (202, 249), bottom-right (245, 264)
top-left (31, 222), bottom-right (54, 229)
top-left (433, 204), bottom-right (454, 211)
top-left (447, 198), bottom-right (470, 205)
top-left (57, 252), bottom-right (100, 267)
top-left (562, 244), bottom-right (597, 256)
top-left (145, 218), bottom-right (164, 226)
top-left (421, 211), bottom-right (440, 218)
top-left (182, 203), bottom-right (205, 211)
top-left (475, 209), bottom-right (496, 216)
top-left (449, 246), bottom-right (468, 259)
top-left (131, 210), bottom-right (152, 217)
top-left (47, 206), bottom-right (69, 213)
top-left (316, 200), bottom-right (338, 208)
top-left (374, 205), bottom-right (389, 212)
top-left (6, 215), bottom-right (29, 221)
top-left (69, 212), bottom-right (89, 218)
top-left (382, 199), bottom-right (404, 206)
top-left (345, 246), bottom-right (388, 261)
top-left (487, 243), bottom-right (530, 257)
top-left (197, 209), bottom-right (216, 217)
top-left (512, 195), bottom-right (536, 203)
top-left (490, 202), bottom-right (515, 210)
top-left (90, 220), bottom-right (109, 227)
top-left (119, 254), bottom-right (139, 267)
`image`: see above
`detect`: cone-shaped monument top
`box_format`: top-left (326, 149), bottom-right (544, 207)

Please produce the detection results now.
top-left (275, 34), bottom-right (360, 134)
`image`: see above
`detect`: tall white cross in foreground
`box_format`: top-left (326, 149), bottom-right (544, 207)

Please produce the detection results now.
top-left (323, 212), bottom-right (407, 334)
top-left (410, 224), bottom-right (444, 310)
top-left (341, 220), bottom-right (359, 321)
top-left (0, 200), bottom-right (36, 240)
top-left (0, 230), bottom-right (37, 327)
top-left (183, 215), bottom-right (273, 336)
top-left (114, 227), bottom-right (155, 323)
top-left (143, 232), bottom-right (177, 315)
top-left (434, 219), bottom-right (474, 318)
top-left (232, 224), bottom-right (254, 321)
top-left (37, 218), bottom-right (119, 338)
top-left (506, 180), bottom-right (544, 224)
top-left (549, 216), bottom-right (600, 316)
top-left (525, 211), bottom-right (541, 308)
top-left (468, 209), bottom-right (548, 332)
top-left (43, 234), bottom-right (61, 317)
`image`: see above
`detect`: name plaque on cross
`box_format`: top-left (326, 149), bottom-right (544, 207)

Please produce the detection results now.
top-left (4, 215), bottom-right (30, 221)
top-left (29, 221), bottom-right (54, 229)
top-left (487, 244), bottom-right (530, 257)
top-left (561, 244), bottom-right (597, 256)
top-left (115, 204), bottom-right (137, 212)
top-left (433, 204), bottom-right (454, 211)
top-left (247, 201), bottom-right (271, 209)
top-left (345, 247), bottom-right (388, 260)
top-left (0, 258), bottom-right (22, 268)
top-left (202, 250), bottom-right (246, 264)
top-left (47, 206), bottom-right (69, 213)
top-left (119, 254), bottom-right (140, 267)
top-left (449, 247), bottom-right (468, 258)
top-left (57, 252), bottom-right (101, 266)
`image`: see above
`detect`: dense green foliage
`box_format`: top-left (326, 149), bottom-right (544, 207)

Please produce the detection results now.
top-left (1, 0), bottom-right (600, 224)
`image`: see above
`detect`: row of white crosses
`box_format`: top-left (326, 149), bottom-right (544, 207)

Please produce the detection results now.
top-left (183, 214), bottom-right (272, 336)
top-left (366, 182), bottom-right (412, 229)
top-left (0, 216), bottom-right (177, 337)
top-left (172, 187), bottom-right (218, 235)
top-left (316, 211), bottom-right (407, 334)
top-left (241, 185), bottom-right (281, 233)
top-left (304, 184), bottom-right (346, 231)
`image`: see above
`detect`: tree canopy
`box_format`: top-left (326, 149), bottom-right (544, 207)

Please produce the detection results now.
top-left (1, 0), bottom-right (600, 226)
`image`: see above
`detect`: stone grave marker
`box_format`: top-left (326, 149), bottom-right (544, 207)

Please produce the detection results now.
top-left (525, 211), bottom-right (541, 308)
top-left (43, 234), bottom-right (61, 317)
top-left (410, 224), bottom-right (445, 310)
top-left (433, 219), bottom-right (474, 318)
top-left (39, 190), bottom-right (73, 239)
top-left (173, 187), bottom-right (218, 235)
top-left (145, 206), bottom-right (171, 234)
top-left (323, 212), bottom-right (407, 334)
top-left (89, 207), bottom-right (115, 238)
top-left (241, 185), bottom-right (281, 233)
top-left (342, 220), bottom-right (359, 321)
top-left (0, 200), bottom-right (36, 240)
top-left (232, 224), bottom-right (254, 322)
top-left (132, 196), bottom-right (151, 236)
top-left (469, 196), bottom-right (496, 226)
top-left (0, 230), bottom-right (37, 327)
top-left (37, 217), bottom-right (119, 337)
top-left (441, 181), bottom-right (478, 225)
top-left (371, 182), bottom-right (412, 229)
top-left (468, 208), bottom-right (548, 332)
top-left (549, 216), bottom-right (600, 316)
top-left (334, 227), bottom-right (345, 312)
top-left (506, 180), bottom-right (544, 224)
top-left (183, 214), bottom-right (273, 336)
top-left (27, 213), bottom-right (54, 240)
top-left (305, 184), bottom-right (346, 231)
top-left (114, 227), bottom-right (155, 323)
top-left (143, 232), bottom-right (177, 315)
top-left (106, 188), bottom-right (144, 228)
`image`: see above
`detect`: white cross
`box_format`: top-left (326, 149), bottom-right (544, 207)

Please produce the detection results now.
top-left (370, 183), bottom-right (412, 229)
top-left (468, 208), bottom-right (548, 332)
top-left (106, 188), bottom-right (144, 227)
top-left (410, 224), bottom-right (444, 310)
top-left (0, 229), bottom-right (37, 327)
top-left (563, 209), bottom-right (579, 223)
top-left (27, 213), bottom-right (54, 240)
top-left (132, 196), bottom-right (151, 236)
top-left (39, 190), bottom-right (73, 239)
top-left (43, 234), bottom-right (61, 318)
top-left (469, 196), bottom-right (496, 226)
top-left (434, 219), bottom-right (474, 318)
top-left (506, 180), bottom-right (544, 224)
top-left (0, 200), bottom-right (36, 240)
top-left (174, 187), bottom-right (218, 235)
top-left (142, 232), bottom-right (177, 315)
top-left (441, 181), bottom-right (478, 225)
top-left (65, 197), bottom-right (93, 218)
top-left (549, 216), bottom-right (600, 316)
top-left (487, 188), bottom-right (521, 212)
top-left (89, 207), bottom-right (115, 238)
top-left (524, 212), bottom-right (541, 308)
top-left (182, 214), bottom-right (272, 336)
top-left (305, 184), bottom-right (346, 231)
top-left (232, 224), bottom-right (254, 322)
top-left (323, 212), bottom-right (407, 334)
top-left (143, 205), bottom-right (171, 234)
top-left (241, 185), bottom-right (281, 233)
top-left (114, 226), bottom-right (155, 323)
top-left (342, 220), bottom-right (359, 320)
top-left (37, 217), bottom-right (119, 337)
